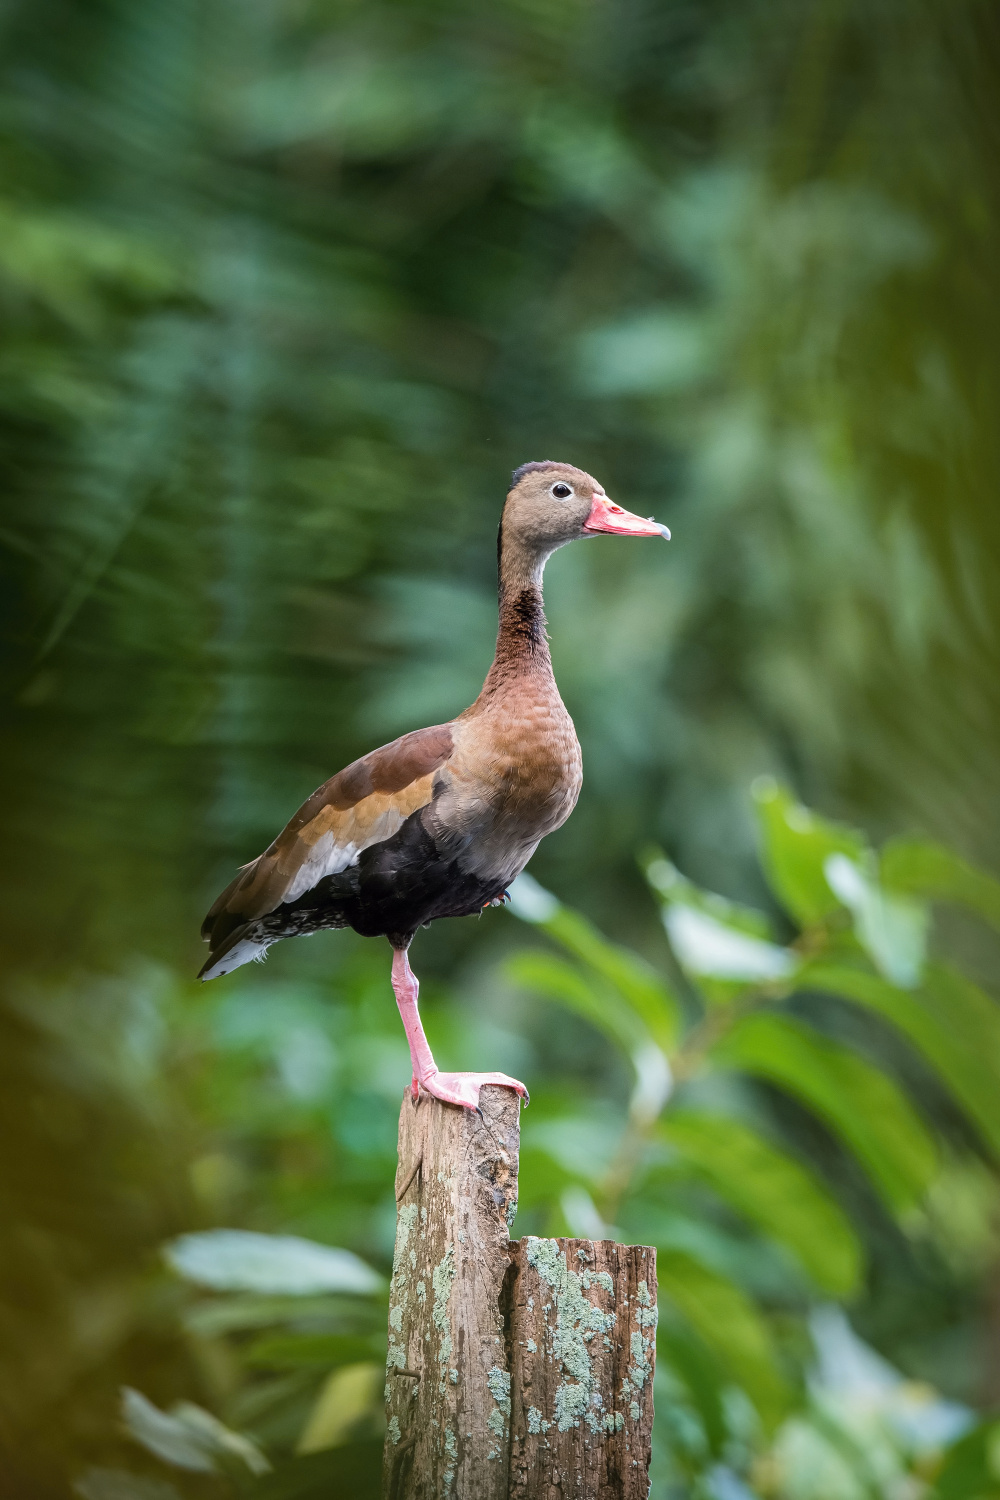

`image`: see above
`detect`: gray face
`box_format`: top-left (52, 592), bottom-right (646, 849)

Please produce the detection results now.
top-left (502, 462), bottom-right (603, 553)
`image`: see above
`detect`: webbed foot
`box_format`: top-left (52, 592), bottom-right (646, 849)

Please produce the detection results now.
top-left (412, 1070), bottom-right (529, 1111)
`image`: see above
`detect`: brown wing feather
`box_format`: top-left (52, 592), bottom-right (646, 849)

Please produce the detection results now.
top-left (201, 724), bottom-right (453, 946)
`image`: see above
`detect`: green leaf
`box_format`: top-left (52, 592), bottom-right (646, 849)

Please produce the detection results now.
top-left (297, 1362), bottom-right (384, 1453)
top-left (644, 853), bottom-right (795, 1000)
top-left (505, 951), bottom-right (646, 1053)
top-left (712, 1012), bottom-right (938, 1212)
top-left (506, 953), bottom-right (672, 1121)
top-left (803, 963), bottom-right (1000, 1159)
top-left (824, 853), bottom-right (928, 988)
top-left (752, 779), bottom-right (866, 927)
top-left (656, 1249), bottom-right (789, 1430)
top-left (929, 1420), bottom-right (1000, 1500)
top-left (509, 874), bottom-right (679, 1048)
top-left (923, 963), bottom-right (1000, 1074)
top-left (882, 837), bottom-right (1000, 933)
top-left (643, 853), bottom-right (775, 939)
top-left (660, 1112), bottom-right (861, 1294)
top-left (662, 903), bottom-right (797, 984)
top-left (164, 1231), bottom-right (384, 1296)
top-left (121, 1388), bottom-right (270, 1477)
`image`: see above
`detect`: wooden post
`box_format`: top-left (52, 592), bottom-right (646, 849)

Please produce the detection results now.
top-left (505, 1238), bottom-right (657, 1498)
top-left (383, 1084), bottom-right (521, 1500)
top-left (383, 1090), bottom-right (656, 1500)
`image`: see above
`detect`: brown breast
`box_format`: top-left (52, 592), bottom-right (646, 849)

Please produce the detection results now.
top-left (479, 692), bottom-right (582, 829)
top-left (434, 679), bottom-right (582, 885)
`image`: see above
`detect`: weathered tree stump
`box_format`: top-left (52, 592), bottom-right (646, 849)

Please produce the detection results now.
top-left (383, 1088), bottom-right (656, 1500)
top-left (506, 1238), bottom-right (657, 1498)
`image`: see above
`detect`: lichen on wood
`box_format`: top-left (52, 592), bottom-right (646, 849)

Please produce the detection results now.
top-left (506, 1237), bottom-right (656, 1499)
top-left (382, 1085), bottom-right (520, 1499)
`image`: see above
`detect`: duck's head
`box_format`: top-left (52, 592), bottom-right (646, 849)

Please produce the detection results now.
top-left (502, 461), bottom-right (670, 561)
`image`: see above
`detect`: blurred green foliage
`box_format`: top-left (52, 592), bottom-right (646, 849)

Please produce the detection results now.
top-left (61, 788), bottom-right (1000, 1499)
top-left (2, 0), bottom-right (1000, 1495)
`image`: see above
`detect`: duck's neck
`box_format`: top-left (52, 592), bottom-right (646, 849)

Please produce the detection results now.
top-left (477, 529), bottom-right (554, 702)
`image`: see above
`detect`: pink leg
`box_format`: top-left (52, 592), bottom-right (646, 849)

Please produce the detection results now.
top-left (390, 947), bottom-right (529, 1112)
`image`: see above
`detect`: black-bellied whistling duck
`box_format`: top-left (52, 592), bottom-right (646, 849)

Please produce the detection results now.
top-left (200, 462), bottom-right (669, 1110)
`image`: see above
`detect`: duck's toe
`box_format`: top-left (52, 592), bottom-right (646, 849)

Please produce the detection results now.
top-left (416, 1070), bottom-right (529, 1111)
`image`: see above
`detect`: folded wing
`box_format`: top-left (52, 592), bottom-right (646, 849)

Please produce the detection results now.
top-left (200, 723), bottom-right (454, 976)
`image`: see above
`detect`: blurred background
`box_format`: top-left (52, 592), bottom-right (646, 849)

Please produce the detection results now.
top-left (3, 0), bottom-right (1000, 1495)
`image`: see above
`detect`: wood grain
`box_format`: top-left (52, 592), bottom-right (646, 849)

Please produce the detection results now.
top-left (382, 1085), bottom-right (521, 1500)
top-left (505, 1237), bottom-right (657, 1500)
top-left (382, 1089), bottom-right (656, 1499)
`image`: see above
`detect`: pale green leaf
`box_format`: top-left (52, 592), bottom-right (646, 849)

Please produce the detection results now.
top-left (629, 1041), bottom-right (674, 1124)
top-left (661, 1111), bottom-right (861, 1294)
top-left (824, 853), bottom-right (928, 988)
top-left (164, 1231), bottom-right (383, 1296)
top-left (508, 873), bottom-right (561, 923)
top-left (663, 904), bottom-right (797, 982)
top-left (560, 1184), bottom-right (611, 1238)
top-left (713, 1012), bottom-right (938, 1212)
top-left (296, 1362), bottom-right (383, 1454)
top-left (752, 779), bottom-right (866, 926)
top-left (121, 1388), bottom-right (270, 1476)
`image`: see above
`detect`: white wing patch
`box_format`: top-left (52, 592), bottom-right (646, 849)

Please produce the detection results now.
top-left (201, 937), bottom-right (270, 981)
top-left (279, 776), bottom-right (438, 906)
top-left (283, 830), bottom-right (359, 903)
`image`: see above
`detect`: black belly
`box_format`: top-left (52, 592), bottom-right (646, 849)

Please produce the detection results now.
top-left (257, 808), bottom-right (503, 949)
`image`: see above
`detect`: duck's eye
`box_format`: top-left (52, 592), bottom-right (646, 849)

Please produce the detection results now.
top-left (551, 482), bottom-right (573, 499)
